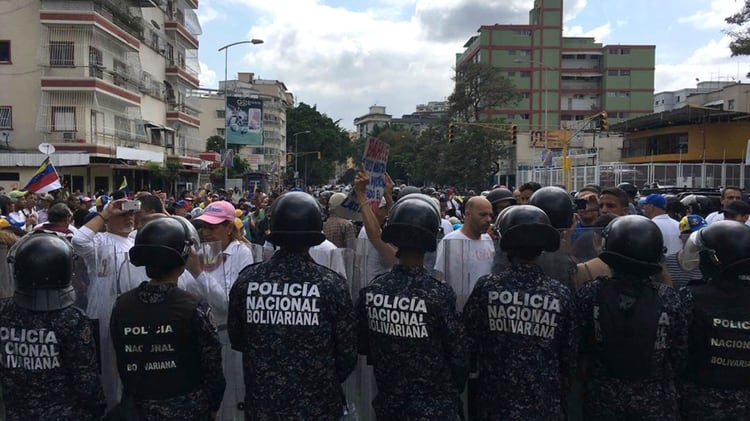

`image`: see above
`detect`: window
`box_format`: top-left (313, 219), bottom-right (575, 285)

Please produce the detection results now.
top-left (520, 71), bottom-right (530, 77)
top-left (509, 50), bottom-right (517, 56)
top-left (620, 70), bottom-right (630, 76)
top-left (728, 99), bottom-right (735, 110)
top-left (114, 60), bottom-right (128, 86)
top-left (507, 71), bottom-right (516, 77)
top-left (0, 41), bottom-right (9, 63)
top-left (519, 50), bottom-right (530, 57)
top-left (51, 107), bottom-right (75, 131)
top-left (216, 109), bottom-right (225, 119)
top-left (150, 127), bottom-right (162, 145)
top-left (115, 116), bottom-right (130, 139)
top-left (520, 92), bottom-right (530, 99)
top-left (514, 30), bottom-right (531, 36)
top-left (608, 70), bottom-right (618, 76)
top-left (50, 41), bottom-right (74, 66)
top-left (0, 107), bottom-right (11, 129)
top-left (620, 49), bottom-right (631, 55)
top-left (608, 49), bottom-right (619, 55)
top-left (89, 47), bottom-right (103, 78)
top-left (217, 128), bottom-right (225, 136)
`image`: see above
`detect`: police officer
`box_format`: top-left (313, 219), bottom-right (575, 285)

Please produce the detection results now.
top-left (529, 186), bottom-right (578, 291)
top-left (463, 205), bottom-right (578, 419)
top-left (228, 191), bottom-right (357, 419)
top-left (356, 193), bottom-right (468, 419)
top-left (576, 215), bottom-right (687, 420)
top-left (110, 217), bottom-right (225, 419)
top-left (678, 221), bottom-right (750, 419)
top-left (0, 232), bottom-right (106, 419)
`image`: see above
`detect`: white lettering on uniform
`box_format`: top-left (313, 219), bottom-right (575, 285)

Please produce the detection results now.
top-left (365, 293), bottom-right (429, 338)
top-left (486, 291), bottom-right (561, 339)
top-left (0, 327), bottom-right (61, 371)
top-left (246, 282), bottom-right (321, 326)
top-left (713, 318), bottom-right (750, 330)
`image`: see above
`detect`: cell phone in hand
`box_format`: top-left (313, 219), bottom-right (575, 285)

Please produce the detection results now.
top-left (122, 200), bottom-right (141, 212)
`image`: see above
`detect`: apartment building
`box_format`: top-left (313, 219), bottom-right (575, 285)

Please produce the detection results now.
top-left (0, 0), bottom-right (203, 194)
top-left (194, 72), bottom-right (294, 190)
top-left (455, 0), bottom-right (653, 185)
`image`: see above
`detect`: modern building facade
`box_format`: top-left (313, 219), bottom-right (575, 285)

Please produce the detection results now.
top-left (194, 72), bottom-right (294, 190)
top-left (455, 0), bottom-right (654, 185)
top-left (0, 0), bottom-right (203, 194)
top-left (654, 81), bottom-right (738, 112)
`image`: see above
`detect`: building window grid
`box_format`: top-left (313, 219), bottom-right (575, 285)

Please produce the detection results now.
top-left (50, 41), bottom-right (74, 67)
top-left (51, 107), bottom-right (75, 132)
top-left (0, 106), bottom-right (11, 129)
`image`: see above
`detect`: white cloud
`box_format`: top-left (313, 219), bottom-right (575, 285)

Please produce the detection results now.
top-left (563, 0), bottom-right (587, 22)
top-left (655, 36), bottom-right (747, 92)
top-left (199, 62), bottom-right (217, 88)
top-left (564, 23), bottom-right (612, 43)
top-left (677, 0), bottom-right (742, 30)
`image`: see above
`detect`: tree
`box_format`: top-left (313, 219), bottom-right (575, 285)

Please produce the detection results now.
top-left (448, 61), bottom-right (520, 122)
top-left (205, 135), bottom-right (224, 153)
top-left (286, 103), bottom-right (353, 186)
top-left (726, 2), bottom-right (750, 56)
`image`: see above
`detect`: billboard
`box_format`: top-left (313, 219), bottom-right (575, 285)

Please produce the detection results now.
top-left (225, 96), bottom-right (263, 145)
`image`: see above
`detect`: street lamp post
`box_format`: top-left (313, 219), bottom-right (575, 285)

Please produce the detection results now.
top-left (293, 130), bottom-right (310, 184)
top-left (218, 39), bottom-right (263, 186)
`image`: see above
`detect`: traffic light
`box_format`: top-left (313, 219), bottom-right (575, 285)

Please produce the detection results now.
top-left (600, 111), bottom-right (609, 131)
top-left (510, 124), bottom-right (518, 144)
top-left (448, 123), bottom-right (455, 143)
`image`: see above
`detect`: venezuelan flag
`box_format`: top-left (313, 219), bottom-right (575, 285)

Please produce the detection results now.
top-left (23, 157), bottom-right (62, 193)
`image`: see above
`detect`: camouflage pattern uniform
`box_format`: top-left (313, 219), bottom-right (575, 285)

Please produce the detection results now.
top-left (228, 249), bottom-right (357, 420)
top-left (110, 282), bottom-right (225, 420)
top-left (0, 298), bottom-right (106, 420)
top-left (356, 264), bottom-right (468, 419)
top-left (677, 285), bottom-right (750, 420)
top-left (576, 278), bottom-right (688, 420)
top-left (463, 263), bottom-right (577, 420)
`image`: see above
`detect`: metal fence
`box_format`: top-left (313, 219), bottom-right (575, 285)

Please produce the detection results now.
top-left (517, 162), bottom-right (750, 191)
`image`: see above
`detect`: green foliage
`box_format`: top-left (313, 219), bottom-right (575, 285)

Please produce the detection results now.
top-left (726, 2), bottom-right (750, 56)
top-left (205, 135), bottom-right (224, 153)
top-left (286, 103), bottom-right (352, 186)
top-left (448, 61), bottom-right (520, 122)
top-left (144, 161), bottom-right (183, 194)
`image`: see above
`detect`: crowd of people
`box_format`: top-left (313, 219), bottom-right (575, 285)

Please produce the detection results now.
top-left (0, 174), bottom-right (747, 420)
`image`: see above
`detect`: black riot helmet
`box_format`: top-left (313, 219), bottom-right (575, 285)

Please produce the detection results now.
top-left (616, 182), bottom-right (638, 200)
top-left (529, 186), bottom-right (576, 229)
top-left (397, 185), bottom-right (422, 201)
top-left (382, 193), bottom-right (441, 252)
top-left (680, 194), bottom-right (713, 217)
top-left (599, 215), bottom-right (664, 277)
top-left (267, 191), bottom-right (325, 248)
top-left (8, 232), bottom-right (76, 311)
top-left (495, 205), bottom-right (560, 253)
top-left (698, 221), bottom-right (750, 280)
top-left (487, 188), bottom-right (516, 218)
top-left (130, 216), bottom-right (200, 279)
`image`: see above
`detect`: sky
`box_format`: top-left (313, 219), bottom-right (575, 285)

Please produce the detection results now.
top-left (195, 0), bottom-right (748, 131)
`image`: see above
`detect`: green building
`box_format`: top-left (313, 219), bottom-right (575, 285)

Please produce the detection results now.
top-left (456, 0), bottom-right (655, 185)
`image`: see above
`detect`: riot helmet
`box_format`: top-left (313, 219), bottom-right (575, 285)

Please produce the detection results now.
top-left (486, 188), bottom-right (516, 218)
top-left (616, 182), bottom-right (638, 200)
top-left (130, 216), bottom-right (200, 279)
top-left (381, 193), bottom-right (441, 252)
top-left (267, 191), bottom-right (325, 248)
top-left (8, 232), bottom-right (76, 311)
top-left (529, 186), bottom-right (576, 229)
top-left (680, 194), bottom-right (713, 217)
top-left (495, 205), bottom-right (560, 253)
top-left (599, 215), bottom-right (664, 277)
top-left (698, 220), bottom-right (750, 280)
top-left (397, 185), bottom-right (422, 201)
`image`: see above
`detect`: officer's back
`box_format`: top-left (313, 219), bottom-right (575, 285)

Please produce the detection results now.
top-left (228, 192), bottom-right (357, 420)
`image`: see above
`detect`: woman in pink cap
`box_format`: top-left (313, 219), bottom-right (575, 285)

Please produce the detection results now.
top-left (183, 199), bottom-right (254, 421)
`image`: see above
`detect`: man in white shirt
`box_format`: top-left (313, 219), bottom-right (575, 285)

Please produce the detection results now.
top-left (705, 187), bottom-right (750, 226)
top-left (639, 193), bottom-right (682, 256)
top-left (434, 196), bottom-right (495, 309)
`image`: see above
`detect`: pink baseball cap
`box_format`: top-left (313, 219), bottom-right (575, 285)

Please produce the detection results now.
top-left (195, 200), bottom-right (236, 225)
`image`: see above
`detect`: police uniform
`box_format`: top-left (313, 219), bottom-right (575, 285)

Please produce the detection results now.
top-left (576, 278), bottom-right (687, 419)
top-left (228, 250), bottom-right (357, 419)
top-left (0, 300), bottom-right (106, 420)
top-left (678, 284), bottom-right (750, 420)
top-left (356, 264), bottom-right (468, 419)
top-left (463, 262), bottom-right (577, 419)
top-left (576, 215), bottom-right (688, 420)
top-left (676, 221), bottom-right (750, 420)
top-left (110, 282), bottom-right (225, 419)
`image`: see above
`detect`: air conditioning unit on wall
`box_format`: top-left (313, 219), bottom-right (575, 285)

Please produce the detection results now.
top-left (62, 132), bottom-right (76, 142)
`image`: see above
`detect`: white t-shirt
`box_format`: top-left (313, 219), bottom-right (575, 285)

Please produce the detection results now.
top-left (357, 228), bottom-right (393, 280)
top-left (706, 210), bottom-right (750, 227)
top-left (434, 229), bottom-right (495, 292)
top-left (651, 214), bottom-right (683, 256)
top-left (309, 239), bottom-right (347, 278)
